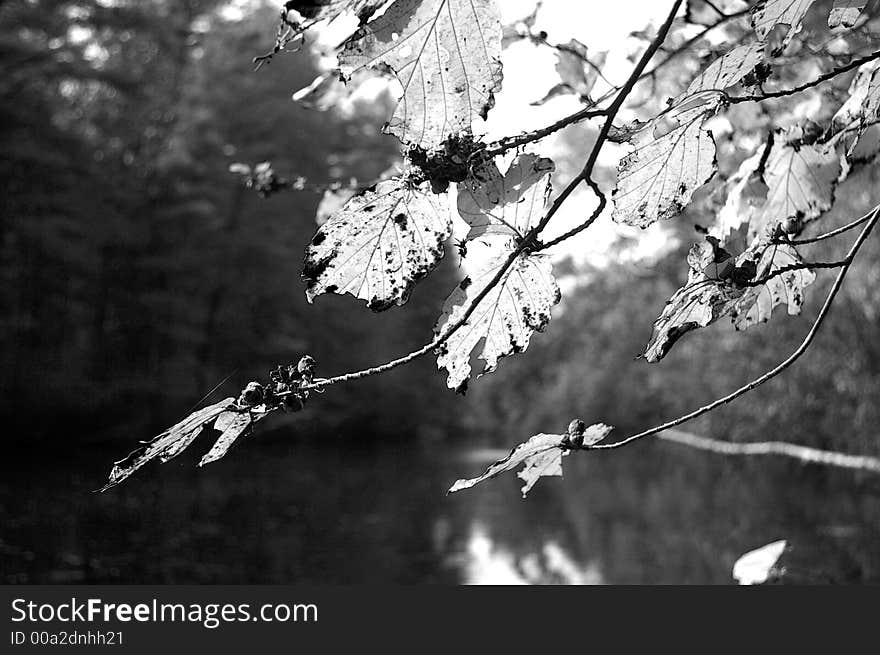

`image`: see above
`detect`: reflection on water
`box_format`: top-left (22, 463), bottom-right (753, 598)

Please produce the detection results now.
top-left (458, 523), bottom-right (603, 584)
top-left (2, 431), bottom-right (880, 584)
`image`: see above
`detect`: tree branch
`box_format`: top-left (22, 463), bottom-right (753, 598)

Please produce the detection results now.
top-left (777, 209), bottom-right (876, 245)
top-left (656, 429), bottom-right (880, 474)
top-left (586, 205), bottom-right (880, 451)
top-left (301, 0), bottom-right (687, 391)
top-left (727, 49), bottom-right (880, 104)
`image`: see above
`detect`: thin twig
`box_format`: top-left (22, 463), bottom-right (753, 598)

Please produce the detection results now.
top-left (644, 8), bottom-right (750, 80)
top-left (741, 258), bottom-right (847, 287)
top-left (484, 107), bottom-right (607, 157)
top-left (534, 0), bottom-right (686, 247)
top-left (778, 210), bottom-right (875, 245)
top-left (727, 49), bottom-right (880, 104)
top-left (587, 205), bottom-right (880, 451)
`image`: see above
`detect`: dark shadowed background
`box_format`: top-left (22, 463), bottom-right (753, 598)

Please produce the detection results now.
top-left (2, 0), bottom-right (880, 584)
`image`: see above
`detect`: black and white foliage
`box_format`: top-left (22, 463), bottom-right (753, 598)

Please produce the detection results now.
top-left (435, 247), bottom-right (560, 392)
top-left (457, 154), bottom-right (554, 240)
top-left (103, 0), bottom-right (880, 500)
top-left (303, 179), bottom-right (451, 311)
top-left (448, 422), bottom-right (612, 497)
top-left (338, 0), bottom-right (504, 149)
top-left (613, 96), bottom-right (721, 228)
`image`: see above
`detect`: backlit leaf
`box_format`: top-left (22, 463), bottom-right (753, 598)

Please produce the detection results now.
top-left (831, 60), bottom-right (880, 135)
top-left (643, 240), bottom-right (743, 362)
top-left (435, 248), bottom-right (560, 392)
top-left (741, 135), bottom-right (839, 239)
top-left (612, 96), bottom-right (721, 228)
top-left (732, 241), bottom-right (816, 330)
top-left (457, 153), bottom-right (554, 240)
top-left (198, 408), bottom-right (269, 467)
top-left (751, 0), bottom-right (818, 52)
top-left (303, 179), bottom-right (452, 311)
top-left (645, 235), bottom-right (816, 360)
top-left (100, 398), bottom-right (236, 491)
top-left (448, 424), bottom-right (612, 497)
top-left (533, 40), bottom-right (607, 105)
top-left (338, 0), bottom-right (503, 150)
top-left (682, 42), bottom-right (765, 98)
top-left (828, 0), bottom-right (865, 28)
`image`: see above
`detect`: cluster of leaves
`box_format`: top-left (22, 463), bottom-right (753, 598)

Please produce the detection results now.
top-left (100, 356), bottom-right (318, 490)
top-left (104, 0), bottom-right (880, 495)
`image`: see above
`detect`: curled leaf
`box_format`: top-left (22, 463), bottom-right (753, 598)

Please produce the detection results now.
top-left (100, 398), bottom-right (236, 491)
top-left (199, 407), bottom-right (269, 467)
top-left (448, 424), bottom-right (613, 497)
top-left (645, 234), bottom-right (817, 360)
top-left (732, 242), bottom-right (816, 330)
top-left (644, 241), bottom-right (743, 362)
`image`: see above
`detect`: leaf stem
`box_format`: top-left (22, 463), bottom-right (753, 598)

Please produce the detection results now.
top-left (727, 49), bottom-right (880, 104)
top-left (778, 209), bottom-right (876, 245)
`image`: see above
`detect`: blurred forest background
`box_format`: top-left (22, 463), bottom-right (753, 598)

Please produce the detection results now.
top-left (2, 0), bottom-right (880, 584)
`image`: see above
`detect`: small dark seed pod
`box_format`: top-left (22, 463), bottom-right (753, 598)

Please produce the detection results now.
top-left (239, 381), bottom-right (264, 406)
top-left (781, 215), bottom-right (802, 235)
top-left (567, 418), bottom-right (587, 448)
top-left (297, 355), bottom-right (316, 376)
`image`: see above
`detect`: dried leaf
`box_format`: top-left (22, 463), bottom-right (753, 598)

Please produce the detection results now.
top-left (732, 242), bottom-right (816, 330)
top-left (448, 424), bottom-right (612, 497)
top-left (831, 60), bottom-right (880, 135)
top-left (303, 179), bottom-right (451, 311)
top-left (198, 408), bottom-right (270, 467)
top-left (435, 248), bottom-right (560, 392)
top-left (682, 42), bottom-right (765, 98)
top-left (533, 40), bottom-right (607, 104)
top-left (457, 153), bottom-right (554, 240)
top-left (828, 0), bottom-right (865, 28)
top-left (338, 0), bottom-right (503, 150)
top-left (100, 398), bottom-right (236, 491)
top-left (733, 539), bottom-right (787, 584)
top-left (743, 136), bottom-right (839, 239)
top-left (612, 96), bottom-right (721, 228)
top-left (751, 0), bottom-right (818, 52)
top-left (645, 235), bottom-right (816, 360)
top-left (643, 241), bottom-right (743, 362)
